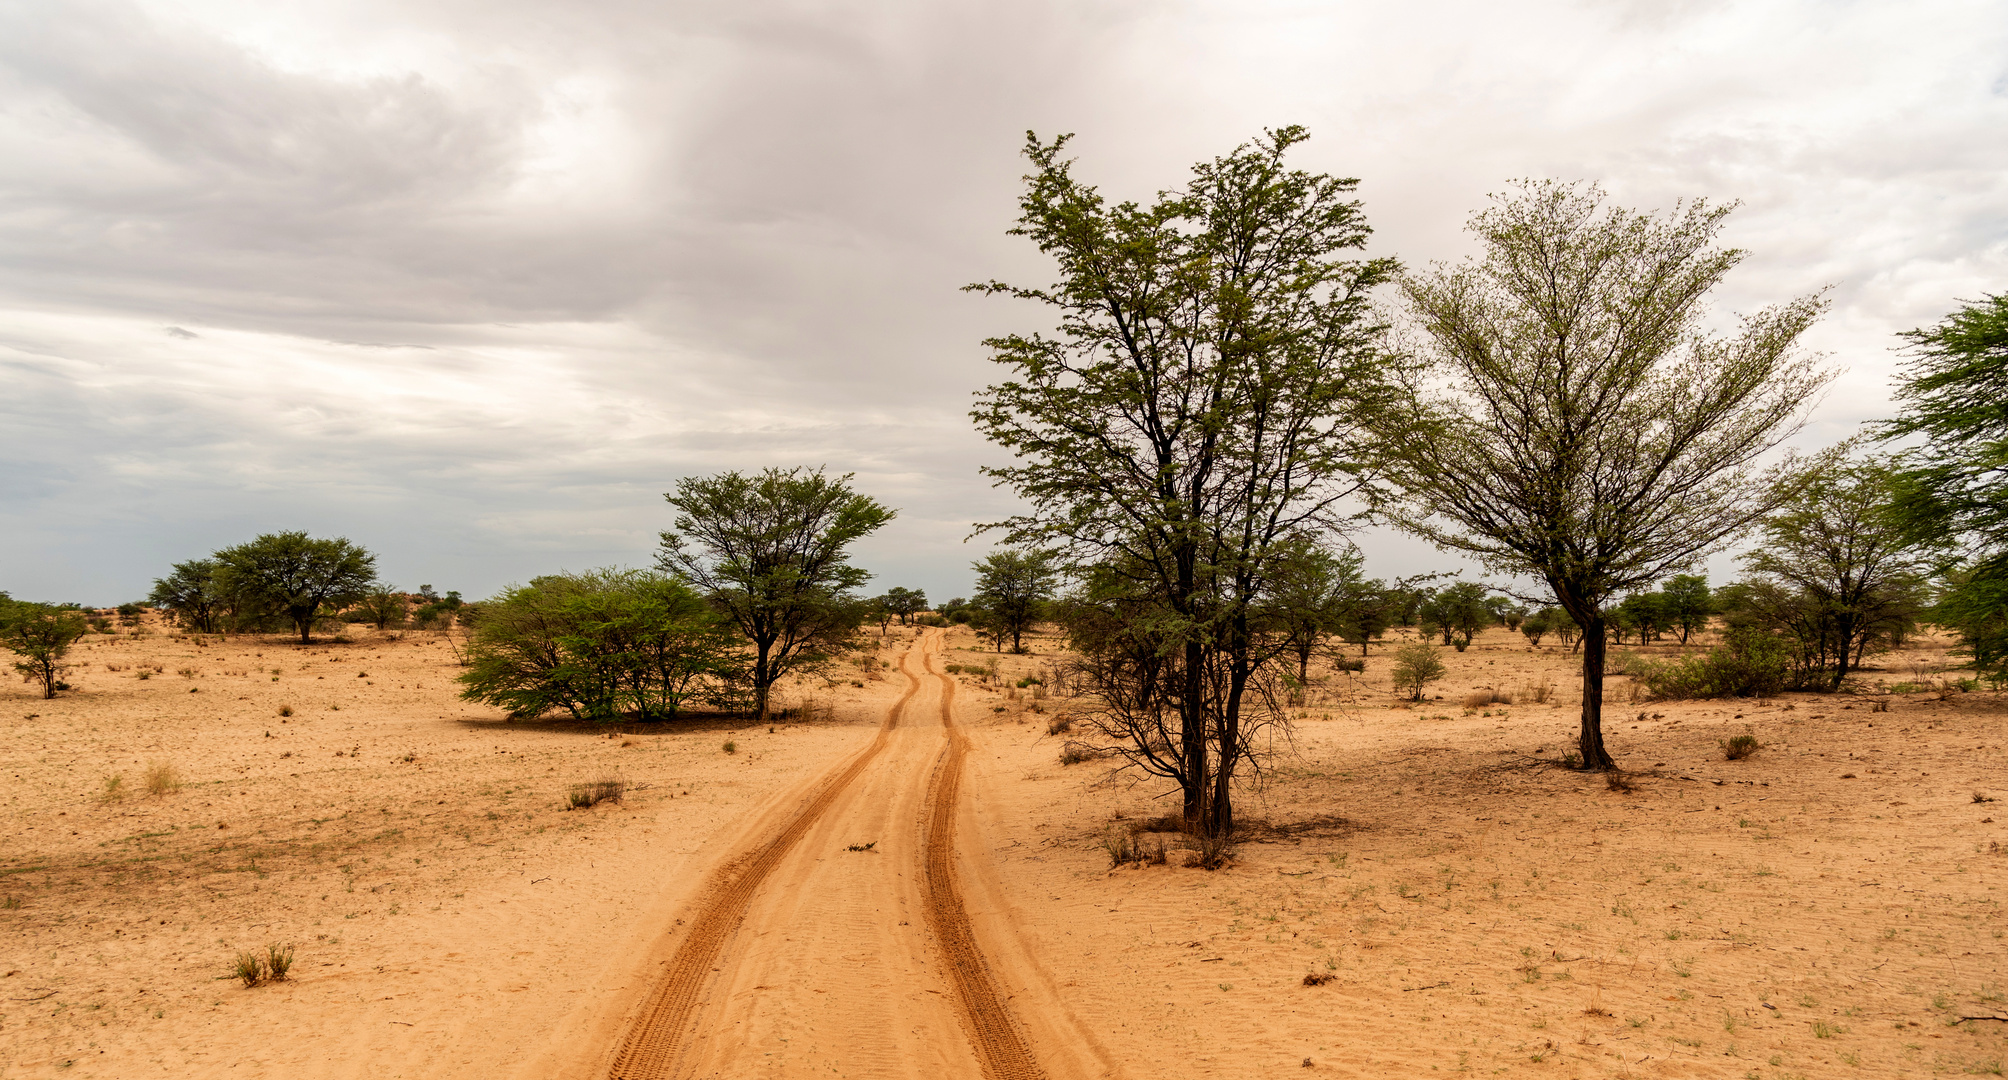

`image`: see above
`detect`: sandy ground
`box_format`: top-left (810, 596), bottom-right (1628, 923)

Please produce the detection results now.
top-left (3, 617), bottom-right (2003, 1079)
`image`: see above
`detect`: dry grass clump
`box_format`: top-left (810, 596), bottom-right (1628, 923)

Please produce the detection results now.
top-left (1518, 681), bottom-right (1555, 704)
top-left (1302, 972), bottom-right (1336, 986)
top-left (567, 774), bottom-right (627, 809)
top-left (1722, 733), bottom-right (1761, 761)
top-left (232, 943), bottom-right (295, 987)
top-left (143, 761), bottom-right (181, 796)
top-left (1100, 827), bottom-right (1169, 867)
top-left (1046, 714), bottom-right (1073, 735)
top-left (100, 773), bottom-right (125, 803)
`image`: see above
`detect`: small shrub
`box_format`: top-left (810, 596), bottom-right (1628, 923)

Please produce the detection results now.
top-left (1333, 656), bottom-right (1366, 673)
top-left (1046, 714), bottom-right (1072, 735)
top-left (1973, 791), bottom-right (1995, 804)
top-left (277, 704), bottom-right (294, 717)
top-left (233, 951), bottom-right (262, 988)
top-left (1099, 829), bottom-right (1138, 866)
top-left (1634, 628), bottom-right (1791, 700)
top-left (1184, 832), bottom-right (1233, 870)
top-left (144, 761), bottom-right (181, 796)
top-left (722, 740), bottom-right (737, 754)
top-left (1722, 734), bottom-right (1761, 761)
top-left (264, 943), bottom-right (295, 981)
top-left (567, 775), bottom-right (626, 809)
top-left (845, 841), bottom-right (877, 852)
top-left (1303, 972), bottom-right (1336, 986)
top-left (1605, 770), bottom-right (1635, 793)
top-left (1518, 682), bottom-right (1554, 704)
top-left (1391, 641), bottom-right (1446, 701)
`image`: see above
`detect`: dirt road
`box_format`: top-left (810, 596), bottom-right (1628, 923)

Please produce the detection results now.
top-left (605, 632), bottom-right (1092, 1080)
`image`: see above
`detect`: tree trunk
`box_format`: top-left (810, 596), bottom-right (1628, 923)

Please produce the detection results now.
top-left (1181, 636), bottom-right (1208, 833)
top-left (753, 639), bottom-right (773, 721)
top-left (1578, 617), bottom-right (1615, 770)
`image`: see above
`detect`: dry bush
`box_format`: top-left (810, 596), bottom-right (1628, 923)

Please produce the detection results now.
top-left (143, 761), bottom-right (181, 796)
top-left (1518, 682), bottom-right (1554, 704)
top-left (1182, 832), bottom-right (1233, 870)
top-left (1303, 972), bottom-right (1336, 986)
top-left (1059, 740), bottom-right (1107, 765)
top-left (1722, 734), bottom-right (1761, 761)
top-left (567, 775), bottom-right (627, 809)
top-left (1046, 713), bottom-right (1073, 735)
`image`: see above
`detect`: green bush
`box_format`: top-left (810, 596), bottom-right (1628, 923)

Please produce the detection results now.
top-left (457, 569), bottom-right (742, 722)
top-left (1391, 640), bottom-right (1446, 701)
top-left (0, 601), bottom-right (89, 699)
top-left (1633, 628), bottom-right (1791, 699)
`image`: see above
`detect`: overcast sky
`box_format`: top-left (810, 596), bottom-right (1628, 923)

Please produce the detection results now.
top-left (2, 0), bottom-right (2004, 606)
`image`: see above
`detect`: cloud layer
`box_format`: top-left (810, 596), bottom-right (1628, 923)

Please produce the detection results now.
top-left (2, 0), bottom-right (2004, 603)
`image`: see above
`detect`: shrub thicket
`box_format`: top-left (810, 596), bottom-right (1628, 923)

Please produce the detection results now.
top-left (1632, 627), bottom-right (1792, 699)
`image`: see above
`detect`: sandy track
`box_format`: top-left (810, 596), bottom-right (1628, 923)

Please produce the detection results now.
top-left (606, 631), bottom-right (1053, 1080)
top-left (917, 651), bottom-right (1046, 1080)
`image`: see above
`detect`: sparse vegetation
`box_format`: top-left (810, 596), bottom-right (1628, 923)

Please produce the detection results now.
top-left (1392, 641), bottom-right (1447, 701)
top-left (567, 775), bottom-right (627, 808)
top-left (1723, 734), bottom-right (1762, 760)
top-left (144, 761), bottom-right (182, 796)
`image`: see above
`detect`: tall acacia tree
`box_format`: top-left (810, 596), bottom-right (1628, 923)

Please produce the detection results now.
top-left (1376, 181), bottom-right (1831, 771)
top-left (658, 467), bottom-right (893, 721)
top-left (214, 532), bottom-right (379, 644)
top-left (971, 127), bottom-right (1399, 835)
top-left (971, 549), bottom-right (1059, 653)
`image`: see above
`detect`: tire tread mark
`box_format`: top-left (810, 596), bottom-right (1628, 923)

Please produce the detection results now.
top-left (606, 646), bottom-right (924, 1080)
top-left (920, 652), bottom-right (1048, 1080)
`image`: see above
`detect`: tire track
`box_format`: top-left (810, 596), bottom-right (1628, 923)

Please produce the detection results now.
top-left (606, 645), bottom-right (926, 1080)
top-left (919, 652), bottom-right (1048, 1080)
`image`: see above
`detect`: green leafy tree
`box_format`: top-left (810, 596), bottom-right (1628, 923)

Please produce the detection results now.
top-left (1660, 574), bottom-right (1713, 644)
top-left (972, 549), bottom-right (1060, 653)
top-left (1521, 607), bottom-right (1556, 647)
top-left (1, 600), bottom-right (89, 698)
top-left (350, 585), bottom-right (410, 630)
top-left (1738, 462), bottom-right (1938, 690)
top-left (1391, 640), bottom-right (1446, 701)
top-left (214, 533), bottom-right (379, 644)
top-left (1878, 292), bottom-right (2008, 680)
top-left (658, 467), bottom-right (893, 721)
top-left (1374, 180), bottom-right (1832, 770)
top-left (1436, 582), bottom-right (1492, 651)
top-left (970, 127), bottom-right (1398, 835)
top-left (148, 558), bottom-right (229, 633)
top-left (878, 587), bottom-right (928, 626)
top-left (458, 570), bottom-right (740, 721)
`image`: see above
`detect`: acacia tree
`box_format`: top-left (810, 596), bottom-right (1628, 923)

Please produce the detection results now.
top-left (214, 532), bottom-right (379, 644)
top-left (971, 126), bottom-right (1398, 835)
top-left (659, 467), bottom-right (892, 721)
top-left (972, 549), bottom-right (1059, 653)
top-left (1740, 462), bottom-right (1937, 690)
top-left (1661, 574), bottom-right (1713, 644)
top-left (1, 600), bottom-right (89, 699)
top-left (1879, 292), bottom-right (2008, 680)
top-left (148, 558), bottom-right (227, 633)
top-left (878, 586), bottom-right (928, 626)
top-left (1375, 181), bottom-right (1831, 770)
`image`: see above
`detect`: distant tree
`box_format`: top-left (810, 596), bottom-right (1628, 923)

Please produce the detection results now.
top-left (350, 585), bottom-right (409, 631)
top-left (1436, 582), bottom-right (1492, 651)
top-left (1738, 461), bottom-right (1938, 690)
top-left (1521, 607), bottom-right (1556, 647)
top-left (1261, 540), bottom-right (1358, 685)
top-left (1391, 640), bottom-right (1446, 701)
top-left (458, 569), bottom-right (740, 722)
top-left (659, 467), bottom-right (893, 721)
top-left (1878, 292), bottom-right (2008, 681)
top-left (879, 587), bottom-right (928, 626)
top-left (1660, 574), bottom-right (1713, 644)
top-left (148, 558), bottom-right (229, 633)
top-left (1375, 180), bottom-right (1832, 770)
top-left (1, 601), bottom-right (89, 699)
top-left (972, 549), bottom-right (1060, 653)
top-left (214, 533), bottom-right (379, 644)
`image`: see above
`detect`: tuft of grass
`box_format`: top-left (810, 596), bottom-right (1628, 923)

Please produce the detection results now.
top-left (101, 773), bottom-right (126, 803)
top-left (1723, 733), bottom-right (1761, 761)
top-left (567, 775), bottom-right (626, 809)
top-left (277, 705), bottom-right (294, 717)
top-left (264, 943), bottom-right (294, 981)
top-left (1183, 832), bottom-right (1233, 870)
top-left (144, 761), bottom-right (181, 796)
top-left (1975, 791), bottom-right (1997, 804)
top-left (1605, 770), bottom-right (1635, 794)
top-left (845, 841), bottom-right (877, 852)
top-left (722, 740), bottom-right (737, 754)
top-left (233, 951), bottom-right (262, 988)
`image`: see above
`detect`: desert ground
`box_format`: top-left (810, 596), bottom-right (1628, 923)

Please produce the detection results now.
top-left (2, 615), bottom-right (2004, 1079)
